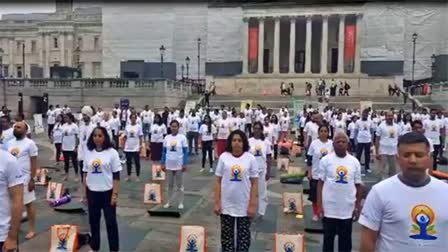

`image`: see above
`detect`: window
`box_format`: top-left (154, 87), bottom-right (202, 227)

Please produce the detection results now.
top-left (31, 41), bottom-right (37, 53)
top-left (16, 41), bottom-right (21, 52)
top-left (94, 36), bottom-right (99, 50)
top-left (53, 37), bottom-right (58, 48)
top-left (93, 62), bottom-right (102, 77)
top-left (16, 66), bottom-right (22, 78)
top-left (3, 65), bottom-right (8, 77)
top-left (77, 37), bottom-right (83, 50)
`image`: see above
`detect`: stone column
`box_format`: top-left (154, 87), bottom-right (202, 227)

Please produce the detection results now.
top-left (39, 34), bottom-right (44, 69)
top-left (288, 17), bottom-right (296, 74)
top-left (273, 17), bottom-right (281, 74)
top-left (242, 17), bottom-right (249, 74)
top-left (304, 15), bottom-right (312, 74)
top-left (44, 34), bottom-right (50, 78)
top-left (257, 17), bottom-right (265, 74)
top-left (59, 33), bottom-right (65, 66)
top-left (8, 39), bottom-right (15, 77)
top-left (321, 15), bottom-right (329, 74)
top-left (354, 14), bottom-right (362, 74)
top-left (67, 34), bottom-right (73, 67)
top-left (337, 14), bottom-right (345, 74)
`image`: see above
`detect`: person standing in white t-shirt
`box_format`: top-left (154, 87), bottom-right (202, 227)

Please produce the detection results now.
top-left (279, 112), bottom-right (290, 141)
top-left (46, 105), bottom-right (56, 139)
top-left (355, 110), bottom-right (375, 174)
top-left (307, 124), bottom-right (333, 221)
top-left (270, 114), bottom-right (281, 160)
top-left (78, 111), bottom-right (96, 183)
top-left (359, 132), bottom-right (448, 252)
top-left (0, 149), bottom-right (23, 252)
top-left (375, 111), bottom-right (401, 179)
top-left (161, 120), bottom-right (188, 209)
top-left (140, 105), bottom-right (154, 143)
top-left (332, 113), bottom-right (346, 137)
top-left (51, 115), bottom-right (64, 165)
top-left (317, 131), bottom-right (362, 252)
top-left (186, 110), bottom-right (200, 155)
top-left (412, 120), bottom-right (434, 153)
top-left (216, 111), bottom-right (231, 157)
top-left (6, 121), bottom-right (38, 240)
top-left (150, 114), bottom-right (167, 163)
top-left (123, 114), bottom-right (143, 182)
top-left (0, 116), bottom-right (14, 150)
top-left (347, 115), bottom-right (357, 153)
top-left (82, 126), bottom-right (121, 252)
top-left (249, 122), bottom-right (272, 217)
top-left (199, 115), bottom-right (216, 173)
top-left (423, 109), bottom-right (444, 170)
top-left (61, 113), bottom-right (80, 181)
top-left (214, 130), bottom-right (258, 252)
top-left (176, 110), bottom-right (188, 137)
top-left (244, 104), bottom-right (253, 136)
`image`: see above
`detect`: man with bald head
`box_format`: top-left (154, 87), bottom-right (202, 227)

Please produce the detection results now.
top-left (317, 132), bottom-right (362, 252)
top-left (375, 111), bottom-right (402, 179)
top-left (5, 121), bottom-right (38, 240)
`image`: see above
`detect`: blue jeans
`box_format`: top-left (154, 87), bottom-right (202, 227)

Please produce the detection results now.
top-left (142, 123), bottom-right (151, 141)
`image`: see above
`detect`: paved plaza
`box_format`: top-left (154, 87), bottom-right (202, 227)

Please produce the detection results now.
top-left (18, 133), bottom-right (448, 252)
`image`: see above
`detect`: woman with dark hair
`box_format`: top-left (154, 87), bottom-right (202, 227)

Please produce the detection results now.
top-left (61, 113), bottom-right (79, 181)
top-left (83, 126), bottom-right (121, 252)
top-left (161, 120), bottom-right (188, 209)
top-left (216, 111), bottom-right (231, 157)
top-left (51, 114), bottom-right (64, 165)
top-left (199, 115), bottom-right (216, 173)
top-left (150, 114), bottom-right (167, 163)
top-left (307, 124), bottom-right (333, 221)
top-left (249, 122), bottom-right (272, 218)
top-left (214, 130), bottom-right (258, 252)
top-left (400, 113), bottom-right (412, 135)
top-left (123, 113), bottom-right (143, 182)
top-left (270, 114), bottom-right (280, 160)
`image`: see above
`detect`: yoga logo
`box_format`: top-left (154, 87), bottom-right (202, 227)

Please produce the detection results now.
top-left (388, 129), bottom-right (395, 138)
top-left (254, 145), bottom-right (262, 156)
top-left (129, 129), bottom-right (135, 138)
top-left (9, 147), bottom-right (20, 157)
top-left (185, 234), bottom-right (198, 252)
top-left (230, 165), bottom-right (243, 182)
top-left (148, 189), bottom-right (157, 202)
top-left (335, 166), bottom-right (348, 184)
top-left (363, 123), bottom-right (368, 131)
top-left (56, 226), bottom-right (71, 250)
top-left (320, 148), bottom-right (328, 158)
top-left (283, 241), bottom-right (295, 252)
top-left (409, 204), bottom-right (437, 240)
top-left (91, 159), bottom-right (102, 174)
top-left (170, 141), bottom-right (177, 152)
top-left (431, 124), bottom-right (437, 132)
top-left (288, 198), bottom-right (297, 212)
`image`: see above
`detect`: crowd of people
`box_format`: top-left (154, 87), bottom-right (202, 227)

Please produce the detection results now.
top-left (0, 100), bottom-right (448, 252)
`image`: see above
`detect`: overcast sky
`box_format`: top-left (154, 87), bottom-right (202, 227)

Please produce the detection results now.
top-left (0, 2), bottom-right (55, 19)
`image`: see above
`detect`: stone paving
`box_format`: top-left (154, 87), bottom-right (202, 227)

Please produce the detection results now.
top-left (18, 134), bottom-right (447, 252)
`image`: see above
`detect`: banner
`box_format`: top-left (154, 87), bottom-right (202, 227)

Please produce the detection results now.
top-left (345, 24), bottom-right (356, 71)
top-left (33, 114), bottom-right (44, 134)
top-left (249, 27), bottom-right (259, 61)
top-left (240, 100), bottom-right (253, 112)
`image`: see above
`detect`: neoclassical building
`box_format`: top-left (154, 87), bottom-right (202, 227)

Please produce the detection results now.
top-left (0, 0), bottom-right (102, 78)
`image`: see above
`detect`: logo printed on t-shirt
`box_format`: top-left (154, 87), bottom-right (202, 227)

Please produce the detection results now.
top-left (388, 129), bottom-right (395, 138)
top-left (230, 165), bottom-right (244, 182)
top-left (431, 124), bottom-right (437, 132)
top-left (283, 242), bottom-right (295, 252)
top-left (129, 129), bottom-right (135, 138)
top-left (320, 148), bottom-right (328, 159)
top-left (254, 145), bottom-right (262, 156)
top-left (409, 204), bottom-right (437, 240)
top-left (91, 159), bottom-right (102, 174)
top-left (170, 141), bottom-right (177, 152)
top-left (9, 147), bottom-right (20, 157)
top-left (335, 166), bottom-right (348, 184)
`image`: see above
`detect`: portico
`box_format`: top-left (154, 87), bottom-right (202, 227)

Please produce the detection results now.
top-left (242, 12), bottom-right (362, 76)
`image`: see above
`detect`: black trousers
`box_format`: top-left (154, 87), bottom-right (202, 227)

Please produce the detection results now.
top-left (322, 217), bottom-right (353, 252)
top-left (87, 189), bottom-right (119, 252)
top-left (433, 144), bottom-right (441, 170)
top-left (356, 142), bottom-right (371, 171)
top-left (245, 124), bottom-right (252, 137)
top-left (62, 151), bottom-right (78, 174)
top-left (55, 143), bottom-right (62, 162)
top-left (220, 214), bottom-right (251, 252)
top-left (273, 144), bottom-right (278, 160)
top-left (187, 132), bottom-right (199, 154)
top-left (48, 124), bottom-right (54, 138)
top-left (201, 140), bottom-right (213, 168)
top-left (125, 151), bottom-right (141, 176)
top-left (112, 130), bottom-right (119, 150)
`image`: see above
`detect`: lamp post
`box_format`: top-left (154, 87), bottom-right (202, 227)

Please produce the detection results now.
top-left (431, 53), bottom-right (436, 82)
top-left (0, 48), bottom-right (4, 78)
top-left (185, 56), bottom-right (190, 79)
top-left (181, 64), bottom-right (185, 80)
top-left (411, 33), bottom-right (417, 88)
top-left (197, 38), bottom-right (201, 81)
top-left (22, 42), bottom-right (25, 79)
top-left (159, 45), bottom-right (166, 78)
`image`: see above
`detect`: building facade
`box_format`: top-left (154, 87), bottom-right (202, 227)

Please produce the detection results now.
top-left (0, 1), bottom-right (102, 78)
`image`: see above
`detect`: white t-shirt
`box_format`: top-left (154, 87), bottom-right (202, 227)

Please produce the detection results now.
top-left (110, 117), bottom-right (120, 133)
top-left (177, 117), bottom-right (188, 136)
top-left (140, 110), bottom-right (154, 124)
top-left (333, 119), bottom-right (346, 135)
top-left (257, 112), bottom-right (268, 123)
top-left (78, 122), bottom-right (96, 160)
top-left (248, 138), bottom-right (272, 174)
top-left (229, 117), bottom-right (239, 132)
top-left (0, 128), bottom-right (14, 149)
top-left (217, 118), bottom-right (231, 140)
top-left (356, 120), bottom-right (374, 143)
top-left (61, 123), bottom-right (79, 151)
top-left (359, 175), bottom-right (448, 252)
top-left (46, 109), bottom-right (56, 125)
top-left (244, 109), bottom-right (253, 124)
top-left (54, 107), bottom-right (63, 116)
top-left (0, 150), bottom-right (23, 242)
top-left (263, 124), bottom-right (275, 144)
top-left (400, 122), bottom-right (412, 135)
top-left (307, 139), bottom-right (334, 180)
top-left (163, 134), bottom-right (188, 171)
top-left (187, 115), bottom-right (200, 133)
top-left (124, 124), bottom-right (143, 152)
top-left (348, 122), bottom-right (356, 139)
top-left (150, 124), bottom-right (167, 143)
top-left (376, 122), bottom-right (401, 155)
top-left (100, 120), bottom-right (113, 140)
top-left (199, 124), bottom-right (216, 142)
top-left (237, 118), bottom-right (246, 132)
top-left (423, 119), bottom-right (442, 145)
top-left (299, 117), bottom-right (307, 128)
top-left (6, 138), bottom-right (38, 184)
top-left (83, 148), bottom-right (122, 192)
top-left (52, 123), bottom-right (64, 144)
top-left (280, 117), bottom-right (290, 132)
top-left (318, 153), bottom-right (362, 219)
top-left (271, 123), bottom-right (281, 143)
top-left (304, 121), bottom-right (319, 142)
top-left (215, 152), bottom-right (259, 217)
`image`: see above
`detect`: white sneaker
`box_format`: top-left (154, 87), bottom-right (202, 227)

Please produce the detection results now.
top-left (312, 215), bottom-right (319, 221)
top-left (209, 168), bottom-right (214, 173)
top-left (178, 203), bottom-right (184, 210)
top-left (199, 168), bottom-right (205, 172)
top-left (163, 203), bottom-right (170, 208)
top-left (366, 169), bottom-right (372, 174)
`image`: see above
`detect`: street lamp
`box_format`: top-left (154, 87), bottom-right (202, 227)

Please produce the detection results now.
top-left (0, 48), bottom-right (4, 78)
top-left (197, 38), bottom-right (201, 81)
top-left (159, 45), bottom-right (166, 78)
top-left (185, 56), bottom-right (190, 79)
top-left (181, 64), bottom-right (185, 80)
top-left (431, 53), bottom-right (436, 82)
top-left (411, 33), bottom-right (417, 87)
top-left (22, 42), bottom-right (25, 79)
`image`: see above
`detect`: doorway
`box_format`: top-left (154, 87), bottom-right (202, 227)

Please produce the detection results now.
top-left (30, 96), bottom-right (44, 115)
top-left (331, 48), bottom-right (338, 73)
